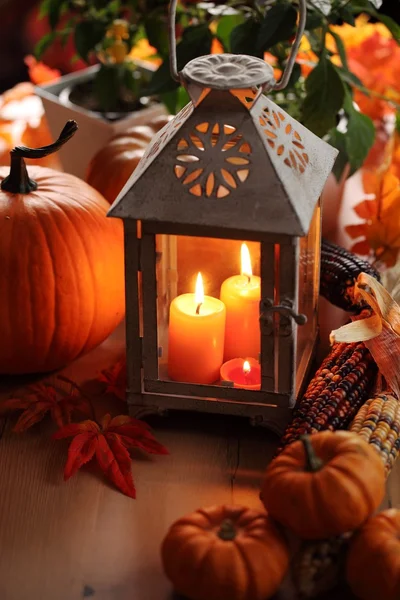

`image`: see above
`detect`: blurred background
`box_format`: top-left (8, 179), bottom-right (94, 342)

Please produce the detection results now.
top-left (0, 0), bottom-right (398, 94)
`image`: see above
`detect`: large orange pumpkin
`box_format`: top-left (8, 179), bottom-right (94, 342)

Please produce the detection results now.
top-left (0, 121), bottom-right (125, 374)
top-left (161, 504), bottom-right (289, 600)
top-left (261, 431), bottom-right (385, 540)
top-left (346, 509), bottom-right (400, 600)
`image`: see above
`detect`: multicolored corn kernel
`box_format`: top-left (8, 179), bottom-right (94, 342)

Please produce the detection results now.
top-left (350, 392), bottom-right (400, 475)
top-left (277, 342), bottom-right (377, 454)
top-left (320, 239), bottom-right (380, 312)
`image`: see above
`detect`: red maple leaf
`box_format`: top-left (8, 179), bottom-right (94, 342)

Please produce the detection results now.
top-left (53, 414), bottom-right (169, 499)
top-left (98, 358), bottom-right (127, 401)
top-left (0, 384), bottom-right (92, 432)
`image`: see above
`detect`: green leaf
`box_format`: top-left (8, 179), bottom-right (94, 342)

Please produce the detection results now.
top-left (34, 31), bottom-right (57, 59)
top-left (74, 20), bottom-right (107, 62)
top-left (230, 19), bottom-right (261, 56)
top-left (145, 14), bottom-right (169, 57)
top-left (327, 128), bottom-right (349, 181)
top-left (94, 64), bottom-right (120, 112)
top-left (216, 14), bottom-right (245, 52)
top-left (329, 30), bottom-right (348, 71)
top-left (146, 24), bottom-right (213, 95)
top-left (305, 12), bottom-right (324, 30)
top-left (339, 6), bottom-right (355, 26)
top-left (343, 89), bottom-right (375, 173)
top-left (257, 2), bottom-right (297, 53)
top-left (302, 56), bottom-right (345, 137)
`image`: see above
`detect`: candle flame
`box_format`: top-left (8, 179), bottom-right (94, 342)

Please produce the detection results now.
top-left (241, 243), bottom-right (252, 279)
top-left (243, 360), bottom-right (251, 375)
top-left (195, 272), bottom-right (204, 314)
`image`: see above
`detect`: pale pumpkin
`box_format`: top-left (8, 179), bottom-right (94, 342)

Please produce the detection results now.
top-left (0, 120), bottom-right (125, 374)
top-left (161, 504), bottom-right (289, 600)
top-left (261, 431), bottom-right (386, 539)
top-left (0, 82), bottom-right (60, 169)
top-left (347, 509), bottom-right (400, 600)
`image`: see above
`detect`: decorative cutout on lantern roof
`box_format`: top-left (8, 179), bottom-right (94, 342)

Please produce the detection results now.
top-left (109, 61), bottom-right (337, 237)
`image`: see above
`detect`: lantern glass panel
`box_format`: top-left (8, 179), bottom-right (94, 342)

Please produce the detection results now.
top-left (155, 234), bottom-right (262, 386)
top-left (296, 201), bottom-right (321, 392)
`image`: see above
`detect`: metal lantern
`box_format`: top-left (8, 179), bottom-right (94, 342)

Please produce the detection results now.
top-left (108, 0), bottom-right (338, 434)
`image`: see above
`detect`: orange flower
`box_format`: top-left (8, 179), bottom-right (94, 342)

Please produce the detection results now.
top-left (346, 171), bottom-right (400, 266)
top-left (330, 18), bottom-right (400, 121)
top-left (24, 56), bottom-right (61, 85)
top-left (128, 38), bottom-right (162, 66)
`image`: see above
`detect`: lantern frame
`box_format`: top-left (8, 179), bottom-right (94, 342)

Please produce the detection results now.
top-left (109, 0), bottom-right (338, 433)
top-left (121, 214), bottom-right (322, 434)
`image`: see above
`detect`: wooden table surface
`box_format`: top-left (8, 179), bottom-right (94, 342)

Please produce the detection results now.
top-left (0, 323), bottom-right (399, 600)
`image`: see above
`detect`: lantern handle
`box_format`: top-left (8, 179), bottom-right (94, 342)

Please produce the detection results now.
top-left (168, 0), bottom-right (306, 88)
top-left (272, 0), bottom-right (307, 91)
top-left (168, 0), bottom-right (181, 83)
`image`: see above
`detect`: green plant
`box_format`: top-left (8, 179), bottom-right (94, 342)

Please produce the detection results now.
top-left (35, 0), bottom-right (155, 112)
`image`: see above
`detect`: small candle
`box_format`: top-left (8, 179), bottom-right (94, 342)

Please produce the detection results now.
top-left (220, 358), bottom-right (261, 390)
top-left (220, 243), bottom-right (261, 361)
top-left (168, 273), bottom-right (226, 384)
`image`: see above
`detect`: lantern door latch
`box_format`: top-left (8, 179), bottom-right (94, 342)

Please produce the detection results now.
top-left (259, 298), bottom-right (307, 337)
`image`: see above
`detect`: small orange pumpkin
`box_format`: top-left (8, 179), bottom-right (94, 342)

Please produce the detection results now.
top-left (261, 431), bottom-right (386, 540)
top-left (0, 121), bottom-right (125, 374)
top-left (346, 509), bottom-right (400, 600)
top-left (86, 115), bottom-right (172, 203)
top-left (161, 504), bottom-right (289, 600)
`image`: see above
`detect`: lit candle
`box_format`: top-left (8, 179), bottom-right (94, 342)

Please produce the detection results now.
top-left (168, 273), bottom-right (226, 384)
top-left (220, 243), bottom-right (261, 361)
top-left (220, 358), bottom-right (261, 390)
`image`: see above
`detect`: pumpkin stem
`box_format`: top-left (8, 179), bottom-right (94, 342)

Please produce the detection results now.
top-left (217, 519), bottom-right (237, 541)
top-left (1, 120), bottom-right (78, 194)
top-left (300, 435), bottom-right (324, 472)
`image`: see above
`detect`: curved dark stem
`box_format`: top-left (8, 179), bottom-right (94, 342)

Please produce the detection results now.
top-left (217, 519), bottom-right (237, 541)
top-left (1, 120), bottom-right (78, 194)
top-left (300, 435), bottom-right (324, 472)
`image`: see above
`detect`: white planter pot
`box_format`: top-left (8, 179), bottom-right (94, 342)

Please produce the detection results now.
top-left (35, 63), bottom-right (167, 179)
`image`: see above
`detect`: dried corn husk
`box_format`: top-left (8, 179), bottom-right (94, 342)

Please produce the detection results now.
top-left (330, 272), bottom-right (400, 398)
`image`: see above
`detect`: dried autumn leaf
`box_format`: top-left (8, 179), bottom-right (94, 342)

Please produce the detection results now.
top-left (346, 171), bottom-right (400, 266)
top-left (0, 384), bottom-right (91, 432)
top-left (53, 414), bottom-right (168, 499)
top-left (331, 273), bottom-right (400, 398)
top-left (98, 358), bottom-right (126, 401)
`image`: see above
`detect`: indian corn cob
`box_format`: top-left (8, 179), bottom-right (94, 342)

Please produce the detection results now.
top-left (350, 392), bottom-right (400, 476)
top-left (292, 393), bottom-right (400, 598)
top-left (320, 239), bottom-right (380, 312)
top-left (277, 341), bottom-right (377, 453)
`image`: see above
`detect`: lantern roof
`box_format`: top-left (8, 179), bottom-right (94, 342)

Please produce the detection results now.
top-left (108, 89), bottom-right (338, 237)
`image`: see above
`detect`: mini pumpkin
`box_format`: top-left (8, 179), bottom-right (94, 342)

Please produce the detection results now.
top-left (0, 120), bottom-right (125, 374)
top-left (261, 431), bottom-right (385, 539)
top-left (86, 115), bottom-right (172, 203)
top-left (161, 504), bottom-right (289, 600)
top-left (346, 509), bottom-right (400, 600)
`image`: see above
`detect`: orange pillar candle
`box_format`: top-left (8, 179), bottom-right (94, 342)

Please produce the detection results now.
top-left (168, 273), bottom-right (226, 384)
top-left (220, 358), bottom-right (261, 390)
top-left (220, 243), bottom-right (261, 361)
